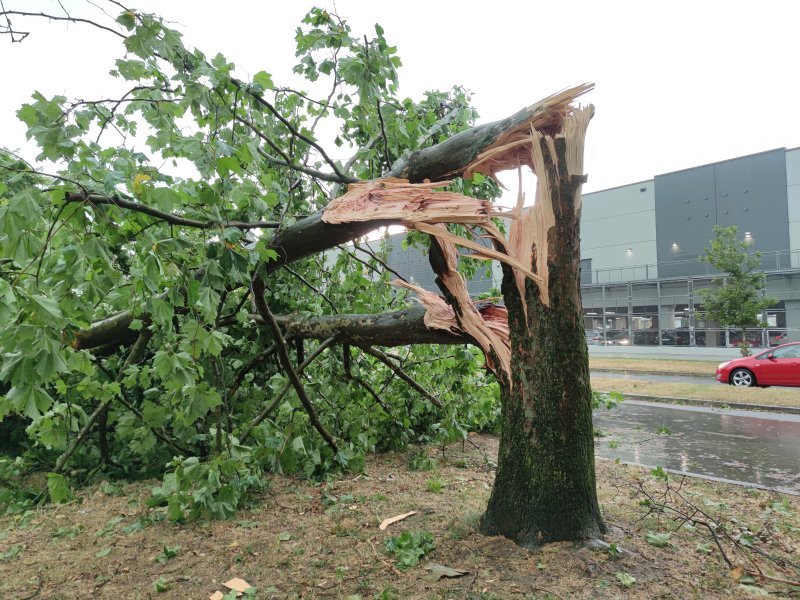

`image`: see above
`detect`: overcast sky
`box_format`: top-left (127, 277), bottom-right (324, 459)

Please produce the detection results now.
top-left (2, 0), bottom-right (799, 194)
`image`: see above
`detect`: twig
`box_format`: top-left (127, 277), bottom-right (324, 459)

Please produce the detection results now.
top-left (93, 359), bottom-right (191, 455)
top-left (227, 342), bottom-right (278, 399)
top-left (65, 191), bottom-right (279, 230)
top-left (282, 265), bottom-right (338, 313)
top-left (51, 329), bottom-right (153, 477)
top-left (361, 346), bottom-right (442, 407)
top-left (353, 239), bottom-right (408, 283)
top-left (230, 77), bottom-right (353, 182)
top-left (240, 336), bottom-right (336, 442)
top-left (0, 9), bottom-right (125, 39)
top-left (250, 276), bottom-right (339, 453)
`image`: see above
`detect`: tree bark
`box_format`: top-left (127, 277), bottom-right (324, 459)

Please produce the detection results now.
top-left (479, 135), bottom-right (605, 546)
top-left (271, 306), bottom-right (468, 347)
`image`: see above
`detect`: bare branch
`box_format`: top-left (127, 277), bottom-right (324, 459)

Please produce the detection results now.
top-left (282, 265), bottom-right (338, 313)
top-left (230, 77), bottom-right (351, 182)
top-left (0, 9), bottom-right (125, 39)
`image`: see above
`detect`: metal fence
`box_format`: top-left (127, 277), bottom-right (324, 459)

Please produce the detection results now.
top-left (587, 249), bottom-right (800, 285)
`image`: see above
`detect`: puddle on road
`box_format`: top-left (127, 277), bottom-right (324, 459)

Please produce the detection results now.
top-left (594, 401), bottom-right (800, 494)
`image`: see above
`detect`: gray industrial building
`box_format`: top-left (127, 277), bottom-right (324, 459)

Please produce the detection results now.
top-left (383, 147), bottom-right (800, 349)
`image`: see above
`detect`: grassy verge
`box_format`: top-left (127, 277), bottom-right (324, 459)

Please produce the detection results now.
top-left (1, 435), bottom-right (797, 599)
top-left (592, 375), bottom-right (800, 409)
top-left (589, 356), bottom-right (720, 376)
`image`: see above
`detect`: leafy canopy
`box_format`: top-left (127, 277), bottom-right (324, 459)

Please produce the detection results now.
top-left (0, 4), bottom-right (499, 513)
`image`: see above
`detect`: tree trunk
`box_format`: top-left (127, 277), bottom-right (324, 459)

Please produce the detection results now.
top-left (480, 135), bottom-right (605, 546)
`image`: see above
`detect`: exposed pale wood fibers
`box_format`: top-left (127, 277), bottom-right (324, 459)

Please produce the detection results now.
top-left (321, 88), bottom-right (594, 383)
top-left (463, 83), bottom-right (593, 181)
top-left (392, 280), bottom-right (460, 334)
top-left (321, 177), bottom-right (508, 225)
top-left (564, 106), bottom-right (594, 214)
top-left (394, 278), bottom-right (510, 378)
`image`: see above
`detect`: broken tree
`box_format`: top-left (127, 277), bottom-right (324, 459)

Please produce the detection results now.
top-left (0, 4), bottom-right (602, 544)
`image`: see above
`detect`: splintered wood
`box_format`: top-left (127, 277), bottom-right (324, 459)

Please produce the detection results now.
top-left (322, 178), bottom-right (507, 225)
top-left (395, 270), bottom-right (511, 381)
top-left (324, 86), bottom-right (594, 383)
top-left (463, 83), bottom-right (593, 181)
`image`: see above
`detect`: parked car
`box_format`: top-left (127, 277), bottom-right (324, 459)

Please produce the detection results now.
top-left (660, 329), bottom-right (705, 346)
top-left (603, 331), bottom-right (631, 346)
top-left (716, 342), bottom-right (800, 387)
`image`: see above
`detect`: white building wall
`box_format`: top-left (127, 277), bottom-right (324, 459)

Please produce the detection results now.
top-left (580, 180), bottom-right (657, 281)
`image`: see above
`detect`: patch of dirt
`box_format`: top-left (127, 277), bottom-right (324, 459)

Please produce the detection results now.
top-left (1, 435), bottom-right (799, 599)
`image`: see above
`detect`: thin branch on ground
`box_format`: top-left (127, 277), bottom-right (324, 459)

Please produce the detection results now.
top-left (51, 329), bottom-right (153, 477)
top-left (634, 476), bottom-right (800, 588)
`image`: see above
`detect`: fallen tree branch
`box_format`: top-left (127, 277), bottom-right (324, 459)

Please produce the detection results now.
top-left (70, 89), bottom-right (589, 350)
top-left (251, 277), bottom-right (339, 453)
top-left (271, 306), bottom-right (468, 347)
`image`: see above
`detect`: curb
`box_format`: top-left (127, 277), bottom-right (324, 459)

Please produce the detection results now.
top-left (619, 393), bottom-right (800, 416)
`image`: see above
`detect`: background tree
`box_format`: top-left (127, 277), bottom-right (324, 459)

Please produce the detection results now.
top-left (0, 3), bottom-right (602, 544)
top-left (699, 225), bottom-right (776, 356)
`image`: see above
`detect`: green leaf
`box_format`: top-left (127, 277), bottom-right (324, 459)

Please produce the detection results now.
top-left (615, 572), bottom-right (636, 588)
top-left (148, 188), bottom-right (181, 211)
top-left (115, 10), bottom-right (136, 30)
top-left (196, 287), bottom-right (220, 322)
top-left (29, 294), bottom-right (63, 321)
top-left (216, 157), bottom-right (241, 178)
top-left (644, 532), bottom-right (671, 547)
top-left (253, 71), bottom-right (274, 91)
top-left (167, 494), bottom-right (184, 522)
top-left (47, 472), bottom-right (71, 503)
top-left (150, 297), bottom-right (174, 325)
top-left (153, 576), bottom-right (170, 593)
top-left (95, 546), bottom-right (113, 558)
top-left (7, 385), bottom-right (54, 419)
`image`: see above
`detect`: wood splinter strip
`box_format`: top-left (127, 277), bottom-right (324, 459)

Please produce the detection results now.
top-left (322, 177), bottom-right (511, 226)
top-left (393, 278), bottom-right (510, 381)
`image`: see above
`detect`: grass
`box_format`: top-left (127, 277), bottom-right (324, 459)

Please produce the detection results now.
top-left (589, 356), bottom-right (720, 376)
top-left (592, 375), bottom-right (800, 408)
top-left (1, 436), bottom-right (798, 598)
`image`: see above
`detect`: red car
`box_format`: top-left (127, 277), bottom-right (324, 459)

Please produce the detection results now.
top-left (716, 342), bottom-right (800, 387)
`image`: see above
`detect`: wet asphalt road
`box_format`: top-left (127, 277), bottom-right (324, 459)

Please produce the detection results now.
top-left (594, 400), bottom-right (800, 494)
